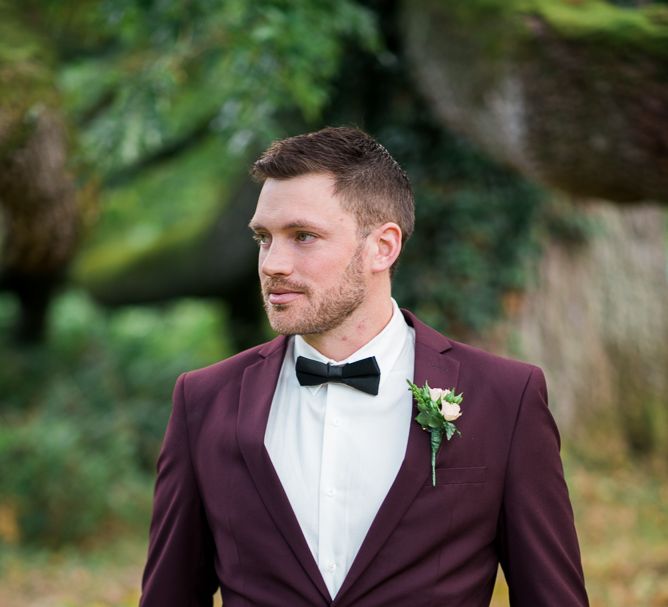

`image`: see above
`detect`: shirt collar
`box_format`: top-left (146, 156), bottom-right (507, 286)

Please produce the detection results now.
top-left (292, 298), bottom-right (411, 394)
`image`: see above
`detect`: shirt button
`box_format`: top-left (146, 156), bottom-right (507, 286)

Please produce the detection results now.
top-left (326, 487), bottom-right (336, 497)
top-left (331, 417), bottom-right (341, 427)
top-left (326, 561), bottom-right (337, 572)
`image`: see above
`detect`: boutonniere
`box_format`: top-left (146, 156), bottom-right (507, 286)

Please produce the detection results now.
top-left (407, 380), bottom-right (463, 486)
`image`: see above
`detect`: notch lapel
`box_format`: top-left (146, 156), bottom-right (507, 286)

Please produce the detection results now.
top-left (333, 311), bottom-right (461, 605)
top-left (237, 337), bottom-right (332, 603)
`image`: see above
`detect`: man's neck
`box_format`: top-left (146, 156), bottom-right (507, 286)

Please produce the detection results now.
top-left (301, 297), bottom-right (394, 362)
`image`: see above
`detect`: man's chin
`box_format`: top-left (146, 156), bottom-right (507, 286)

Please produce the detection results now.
top-left (265, 306), bottom-right (300, 335)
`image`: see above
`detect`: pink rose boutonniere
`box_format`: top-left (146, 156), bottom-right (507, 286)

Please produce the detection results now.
top-left (407, 380), bottom-right (463, 486)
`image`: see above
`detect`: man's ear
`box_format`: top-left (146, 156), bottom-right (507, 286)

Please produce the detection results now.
top-left (369, 222), bottom-right (402, 273)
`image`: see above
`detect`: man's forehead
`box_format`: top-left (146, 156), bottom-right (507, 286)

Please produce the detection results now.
top-left (258, 172), bottom-right (337, 197)
top-left (250, 174), bottom-right (354, 228)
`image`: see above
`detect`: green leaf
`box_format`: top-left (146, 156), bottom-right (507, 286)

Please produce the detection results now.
top-left (427, 416), bottom-right (442, 429)
top-left (416, 400), bottom-right (430, 414)
top-left (415, 412), bottom-right (431, 427)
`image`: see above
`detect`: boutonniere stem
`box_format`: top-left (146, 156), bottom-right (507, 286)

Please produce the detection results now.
top-left (407, 381), bottom-right (463, 486)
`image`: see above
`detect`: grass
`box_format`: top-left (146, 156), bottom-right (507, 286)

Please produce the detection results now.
top-left (1, 451), bottom-right (667, 606)
top-left (567, 455), bottom-right (668, 606)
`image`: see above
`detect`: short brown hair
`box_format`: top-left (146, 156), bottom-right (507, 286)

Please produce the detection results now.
top-left (251, 126), bottom-right (415, 268)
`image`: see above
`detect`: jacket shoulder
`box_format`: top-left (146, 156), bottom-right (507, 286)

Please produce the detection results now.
top-left (404, 307), bottom-right (541, 385)
top-left (179, 336), bottom-right (287, 401)
top-left (446, 338), bottom-right (548, 420)
top-left (449, 338), bottom-right (540, 379)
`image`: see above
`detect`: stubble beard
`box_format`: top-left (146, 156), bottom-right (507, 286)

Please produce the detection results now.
top-left (261, 245), bottom-right (367, 336)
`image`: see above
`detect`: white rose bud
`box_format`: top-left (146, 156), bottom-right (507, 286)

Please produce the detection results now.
top-left (428, 387), bottom-right (450, 403)
top-left (441, 402), bottom-right (462, 422)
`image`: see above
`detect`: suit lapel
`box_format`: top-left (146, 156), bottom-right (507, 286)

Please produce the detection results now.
top-left (237, 336), bottom-right (332, 603)
top-left (333, 310), bottom-right (461, 604)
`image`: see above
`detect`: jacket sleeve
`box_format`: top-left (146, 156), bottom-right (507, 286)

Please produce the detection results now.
top-left (140, 373), bottom-right (219, 607)
top-left (497, 367), bottom-right (589, 606)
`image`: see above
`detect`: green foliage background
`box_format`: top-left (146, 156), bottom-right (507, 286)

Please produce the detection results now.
top-left (0, 292), bottom-right (231, 544)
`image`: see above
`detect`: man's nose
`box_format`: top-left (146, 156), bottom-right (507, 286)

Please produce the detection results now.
top-left (260, 240), bottom-right (293, 276)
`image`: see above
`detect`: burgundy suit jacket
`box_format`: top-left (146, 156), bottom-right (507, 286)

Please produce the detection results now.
top-left (140, 310), bottom-right (588, 606)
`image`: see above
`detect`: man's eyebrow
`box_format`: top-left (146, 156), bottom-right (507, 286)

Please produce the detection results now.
top-left (284, 220), bottom-right (327, 231)
top-left (248, 220), bottom-right (328, 232)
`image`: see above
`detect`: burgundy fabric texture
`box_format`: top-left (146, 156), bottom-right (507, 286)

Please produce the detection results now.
top-left (140, 310), bottom-right (588, 607)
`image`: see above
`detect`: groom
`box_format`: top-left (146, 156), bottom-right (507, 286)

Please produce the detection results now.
top-left (140, 127), bottom-right (588, 606)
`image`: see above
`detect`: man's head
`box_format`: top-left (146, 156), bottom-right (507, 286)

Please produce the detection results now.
top-left (249, 127), bottom-right (414, 339)
top-left (251, 126), bottom-right (414, 257)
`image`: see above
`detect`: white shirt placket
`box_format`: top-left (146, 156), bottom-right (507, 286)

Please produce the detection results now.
top-left (318, 382), bottom-right (349, 595)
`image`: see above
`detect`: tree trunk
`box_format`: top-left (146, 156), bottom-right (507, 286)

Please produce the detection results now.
top-left (0, 108), bottom-right (79, 343)
top-left (483, 200), bottom-right (668, 456)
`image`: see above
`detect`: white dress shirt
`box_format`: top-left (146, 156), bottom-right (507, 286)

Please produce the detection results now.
top-left (264, 299), bottom-right (416, 598)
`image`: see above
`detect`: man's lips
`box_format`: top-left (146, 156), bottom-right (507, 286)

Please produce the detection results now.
top-left (267, 291), bottom-right (302, 305)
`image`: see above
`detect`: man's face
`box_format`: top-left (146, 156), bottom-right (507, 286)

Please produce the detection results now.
top-left (249, 173), bottom-right (370, 336)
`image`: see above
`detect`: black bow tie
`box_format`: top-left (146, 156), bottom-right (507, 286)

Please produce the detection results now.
top-left (295, 355), bottom-right (381, 396)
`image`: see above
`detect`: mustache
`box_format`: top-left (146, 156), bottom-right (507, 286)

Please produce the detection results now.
top-left (261, 278), bottom-right (311, 295)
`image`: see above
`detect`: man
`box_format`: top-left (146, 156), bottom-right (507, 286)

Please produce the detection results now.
top-left (140, 127), bottom-right (588, 606)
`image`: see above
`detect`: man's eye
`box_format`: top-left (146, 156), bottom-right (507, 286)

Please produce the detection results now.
top-left (296, 232), bottom-right (316, 243)
top-left (252, 233), bottom-right (270, 246)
